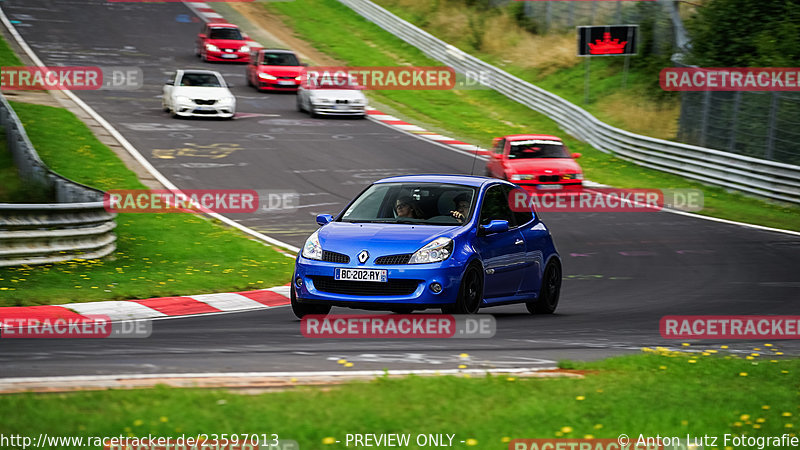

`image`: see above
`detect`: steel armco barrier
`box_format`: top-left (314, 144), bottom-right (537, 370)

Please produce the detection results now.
top-left (0, 93), bottom-right (116, 267)
top-left (339, 0), bottom-right (800, 205)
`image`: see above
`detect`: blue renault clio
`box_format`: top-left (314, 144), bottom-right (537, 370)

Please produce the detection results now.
top-left (291, 174), bottom-right (562, 317)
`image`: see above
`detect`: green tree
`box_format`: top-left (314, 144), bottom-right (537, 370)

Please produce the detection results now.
top-left (687, 0), bottom-right (800, 66)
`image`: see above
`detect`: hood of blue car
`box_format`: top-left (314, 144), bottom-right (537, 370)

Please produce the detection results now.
top-left (318, 222), bottom-right (460, 256)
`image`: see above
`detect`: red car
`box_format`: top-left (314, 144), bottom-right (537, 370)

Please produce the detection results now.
top-left (196, 23), bottom-right (251, 63)
top-left (486, 134), bottom-right (583, 191)
top-left (246, 49), bottom-right (304, 91)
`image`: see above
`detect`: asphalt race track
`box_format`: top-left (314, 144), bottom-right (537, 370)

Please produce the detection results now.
top-left (1, 0), bottom-right (799, 378)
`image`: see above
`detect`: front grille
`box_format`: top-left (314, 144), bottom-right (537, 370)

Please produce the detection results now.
top-left (278, 76), bottom-right (295, 80)
top-left (194, 99), bottom-right (217, 105)
top-left (374, 254), bottom-right (412, 265)
top-left (335, 99), bottom-right (350, 104)
top-left (192, 109), bottom-right (217, 114)
top-left (310, 276), bottom-right (420, 296)
top-left (322, 250), bottom-right (350, 264)
top-left (538, 175), bottom-right (560, 183)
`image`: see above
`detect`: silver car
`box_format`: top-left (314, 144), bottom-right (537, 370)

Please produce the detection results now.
top-left (296, 74), bottom-right (367, 118)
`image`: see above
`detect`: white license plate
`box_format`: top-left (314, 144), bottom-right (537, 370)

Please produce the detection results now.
top-left (537, 184), bottom-right (563, 190)
top-left (334, 104), bottom-right (348, 110)
top-left (335, 268), bottom-right (387, 282)
top-left (195, 106), bottom-right (214, 111)
top-left (277, 80), bottom-right (295, 85)
top-left (221, 54), bottom-right (238, 59)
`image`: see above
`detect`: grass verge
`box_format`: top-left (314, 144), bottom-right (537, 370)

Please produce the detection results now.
top-left (0, 30), bottom-right (23, 66)
top-left (264, 0), bottom-right (800, 231)
top-left (0, 128), bottom-right (51, 202)
top-left (0, 102), bottom-right (293, 306)
top-left (0, 351), bottom-right (796, 448)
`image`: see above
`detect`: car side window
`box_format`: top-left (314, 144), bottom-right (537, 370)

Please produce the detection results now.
top-left (511, 187), bottom-right (534, 226)
top-left (493, 139), bottom-right (505, 155)
top-left (479, 185), bottom-right (516, 227)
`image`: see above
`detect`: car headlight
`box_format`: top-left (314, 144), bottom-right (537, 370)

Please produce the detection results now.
top-left (176, 95), bottom-right (192, 105)
top-left (239, 45), bottom-right (250, 53)
top-left (301, 230), bottom-right (323, 260)
top-left (205, 44), bottom-right (219, 52)
top-left (510, 174), bottom-right (535, 181)
top-left (218, 96), bottom-right (235, 105)
top-left (562, 173), bottom-right (583, 180)
top-left (259, 73), bottom-right (277, 80)
top-left (295, 75), bottom-right (302, 81)
top-left (313, 97), bottom-right (332, 104)
top-left (408, 237), bottom-right (453, 264)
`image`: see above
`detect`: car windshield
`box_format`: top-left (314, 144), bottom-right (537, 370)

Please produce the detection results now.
top-left (304, 73), bottom-right (361, 90)
top-left (508, 140), bottom-right (570, 159)
top-left (262, 52), bottom-right (300, 66)
top-left (340, 182), bottom-right (477, 226)
top-left (179, 73), bottom-right (223, 87)
top-left (208, 28), bottom-right (243, 40)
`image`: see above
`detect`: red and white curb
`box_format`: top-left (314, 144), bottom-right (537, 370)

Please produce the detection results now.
top-left (366, 108), bottom-right (489, 155)
top-left (0, 286), bottom-right (290, 323)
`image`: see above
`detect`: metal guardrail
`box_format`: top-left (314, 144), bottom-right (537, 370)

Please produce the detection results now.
top-left (0, 93), bottom-right (116, 267)
top-left (339, 0), bottom-right (800, 205)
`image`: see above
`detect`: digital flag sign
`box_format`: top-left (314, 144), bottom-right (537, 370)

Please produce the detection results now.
top-left (578, 25), bottom-right (638, 57)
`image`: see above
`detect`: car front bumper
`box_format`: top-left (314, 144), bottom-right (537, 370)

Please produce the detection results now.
top-left (293, 256), bottom-right (465, 307)
top-left (174, 105), bottom-right (235, 118)
top-left (311, 103), bottom-right (366, 116)
top-left (257, 80), bottom-right (300, 91)
top-left (205, 51), bottom-right (249, 62)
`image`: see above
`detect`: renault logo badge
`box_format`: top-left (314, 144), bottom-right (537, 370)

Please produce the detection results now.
top-left (358, 250), bottom-right (369, 264)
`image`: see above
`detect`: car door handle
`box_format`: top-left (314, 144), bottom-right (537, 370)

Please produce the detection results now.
top-left (515, 239), bottom-right (524, 245)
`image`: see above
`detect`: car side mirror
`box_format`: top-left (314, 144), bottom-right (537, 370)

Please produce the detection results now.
top-left (479, 219), bottom-right (509, 235)
top-left (301, 62), bottom-right (309, 67)
top-left (316, 214), bottom-right (334, 226)
top-left (165, 79), bottom-right (174, 86)
top-left (198, 33), bottom-right (206, 38)
top-left (571, 152), bottom-right (582, 159)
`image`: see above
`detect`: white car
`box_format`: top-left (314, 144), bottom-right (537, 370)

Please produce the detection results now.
top-left (296, 74), bottom-right (367, 118)
top-left (162, 70), bottom-right (236, 119)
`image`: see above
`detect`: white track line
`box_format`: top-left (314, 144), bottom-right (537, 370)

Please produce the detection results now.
top-left (0, 366), bottom-right (559, 385)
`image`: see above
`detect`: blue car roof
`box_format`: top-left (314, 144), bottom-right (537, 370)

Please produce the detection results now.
top-left (374, 174), bottom-right (494, 187)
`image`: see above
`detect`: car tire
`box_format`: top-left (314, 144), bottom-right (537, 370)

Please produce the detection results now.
top-left (290, 283), bottom-right (331, 319)
top-left (296, 97), bottom-right (304, 112)
top-left (309, 106), bottom-right (319, 118)
top-left (526, 260), bottom-right (561, 314)
top-left (450, 263), bottom-right (483, 314)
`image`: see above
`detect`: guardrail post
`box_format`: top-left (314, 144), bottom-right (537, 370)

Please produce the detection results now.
top-left (728, 91), bottom-right (741, 153)
top-left (699, 90), bottom-right (711, 148)
top-left (765, 91), bottom-right (779, 161)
